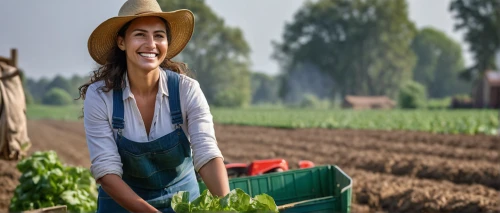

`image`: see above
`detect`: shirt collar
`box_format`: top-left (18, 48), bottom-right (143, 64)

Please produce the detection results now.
top-left (159, 69), bottom-right (169, 97)
top-left (122, 69), bottom-right (169, 100)
top-left (122, 72), bottom-right (133, 100)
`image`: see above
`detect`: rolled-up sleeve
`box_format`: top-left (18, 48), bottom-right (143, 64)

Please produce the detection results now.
top-left (185, 80), bottom-right (224, 172)
top-left (84, 84), bottom-right (123, 180)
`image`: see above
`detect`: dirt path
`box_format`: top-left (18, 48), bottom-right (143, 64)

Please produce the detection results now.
top-left (0, 120), bottom-right (498, 212)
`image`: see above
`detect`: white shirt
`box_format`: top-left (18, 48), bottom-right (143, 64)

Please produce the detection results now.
top-left (83, 70), bottom-right (223, 180)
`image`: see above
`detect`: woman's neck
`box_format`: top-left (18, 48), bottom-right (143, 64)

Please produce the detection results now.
top-left (127, 67), bottom-right (160, 97)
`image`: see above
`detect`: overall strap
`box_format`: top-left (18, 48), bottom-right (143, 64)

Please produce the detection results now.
top-left (112, 89), bottom-right (125, 131)
top-left (166, 70), bottom-right (183, 128)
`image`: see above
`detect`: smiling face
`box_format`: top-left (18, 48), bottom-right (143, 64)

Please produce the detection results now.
top-left (117, 16), bottom-right (169, 74)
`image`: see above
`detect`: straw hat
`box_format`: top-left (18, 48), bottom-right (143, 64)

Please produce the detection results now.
top-left (88, 0), bottom-right (194, 65)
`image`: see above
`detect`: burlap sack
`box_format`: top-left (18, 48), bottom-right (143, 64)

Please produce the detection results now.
top-left (0, 61), bottom-right (31, 160)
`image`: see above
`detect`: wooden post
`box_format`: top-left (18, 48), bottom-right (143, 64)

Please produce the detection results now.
top-left (10, 48), bottom-right (17, 68)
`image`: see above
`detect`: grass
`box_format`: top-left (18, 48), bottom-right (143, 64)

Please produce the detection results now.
top-left (26, 104), bottom-right (83, 121)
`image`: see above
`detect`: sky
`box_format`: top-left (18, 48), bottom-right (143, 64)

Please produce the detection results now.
top-left (0, 0), bottom-right (471, 80)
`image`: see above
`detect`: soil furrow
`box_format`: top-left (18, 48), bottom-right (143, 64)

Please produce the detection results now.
top-left (347, 168), bottom-right (500, 213)
top-left (1, 120), bottom-right (499, 213)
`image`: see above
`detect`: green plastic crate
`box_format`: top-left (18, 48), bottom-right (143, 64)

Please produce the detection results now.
top-left (199, 165), bottom-right (352, 213)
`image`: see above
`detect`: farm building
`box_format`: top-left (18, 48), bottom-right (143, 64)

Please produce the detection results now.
top-left (496, 49), bottom-right (500, 70)
top-left (472, 50), bottom-right (500, 108)
top-left (479, 70), bottom-right (500, 108)
top-left (342, 95), bottom-right (396, 109)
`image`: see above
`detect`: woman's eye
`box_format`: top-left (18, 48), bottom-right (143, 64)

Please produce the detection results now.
top-left (135, 33), bottom-right (145, 37)
top-left (155, 35), bottom-right (165, 38)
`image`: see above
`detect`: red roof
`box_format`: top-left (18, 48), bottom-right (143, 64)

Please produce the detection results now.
top-left (343, 95), bottom-right (396, 109)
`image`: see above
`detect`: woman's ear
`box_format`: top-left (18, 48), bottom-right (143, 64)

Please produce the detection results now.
top-left (117, 36), bottom-right (126, 51)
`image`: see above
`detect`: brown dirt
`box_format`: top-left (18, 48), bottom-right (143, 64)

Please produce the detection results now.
top-left (348, 169), bottom-right (500, 213)
top-left (218, 125), bottom-right (500, 188)
top-left (0, 120), bottom-right (499, 213)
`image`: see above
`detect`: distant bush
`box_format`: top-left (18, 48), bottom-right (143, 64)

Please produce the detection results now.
top-left (299, 93), bottom-right (331, 109)
top-left (213, 89), bottom-right (249, 108)
top-left (450, 94), bottom-right (473, 109)
top-left (42, 88), bottom-right (73, 106)
top-left (398, 81), bottom-right (427, 109)
top-left (426, 97), bottom-right (451, 109)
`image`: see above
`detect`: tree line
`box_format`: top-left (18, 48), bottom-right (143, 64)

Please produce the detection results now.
top-left (21, 74), bottom-right (86, 106)
top-left (272, 0), bottom-right (498, 107)
top-left (23, 0), bottom-right (499, 108)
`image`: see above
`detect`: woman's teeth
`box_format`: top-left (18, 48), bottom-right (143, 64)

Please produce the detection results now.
top-left (139, 53), bottom-right (157, 58)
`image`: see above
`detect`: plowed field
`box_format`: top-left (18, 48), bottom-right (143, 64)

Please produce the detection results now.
top-left (0, 120), bottom-right (499, 212)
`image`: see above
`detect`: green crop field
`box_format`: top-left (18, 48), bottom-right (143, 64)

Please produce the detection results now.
top-left (211, 108), bottom-right (499, 135)
top-left (26, 104), bottom-right (499, 135)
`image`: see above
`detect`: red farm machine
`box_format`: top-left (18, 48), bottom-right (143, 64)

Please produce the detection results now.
top-left (225, 158), bottom-right (315, 178)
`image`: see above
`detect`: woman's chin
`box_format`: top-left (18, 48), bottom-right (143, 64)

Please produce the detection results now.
top-left (127, 60), bottom-right (162, 73)
top-left (138, 64), bottom-right (160, 72)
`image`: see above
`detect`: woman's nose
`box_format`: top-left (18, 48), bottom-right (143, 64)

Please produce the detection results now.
top-left (144, 35), bottom-right (155, 48)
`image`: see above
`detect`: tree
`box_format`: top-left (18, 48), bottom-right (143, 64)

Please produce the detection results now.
top-left (278, 62), bottom-right (335, 105)
top-left (46, 75), bottom-right (72, 95)
top-left (251, 72), bottom-right (280, 104)
top-left (450, 0), bottom-right (500, 106)
top-left (450, 0), bottom-right (500, 79)
top-left (158, 0), bottom-right (252, 107)
top-left (26, 77), bottom-right (50, 103)
top-left (42, 88), bottom-right (73, 106)
top-left (411, 27), bottom-right (471, 98)
top-left (273, 0), bottom-right (417, 99)
top-left (70, 74), bottom-right (88, 99)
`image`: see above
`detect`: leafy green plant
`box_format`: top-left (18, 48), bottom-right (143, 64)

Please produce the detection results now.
top-left (171, 189), bottom-right (278, 213)
top-left (9, 151), bottom-right (97, 213)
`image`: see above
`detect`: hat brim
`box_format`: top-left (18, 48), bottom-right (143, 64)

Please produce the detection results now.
top-left (88, 9), bottom-right (194, 65)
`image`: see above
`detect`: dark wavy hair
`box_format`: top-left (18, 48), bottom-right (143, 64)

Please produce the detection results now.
top-left (77, 17), bottom-right (191, 102)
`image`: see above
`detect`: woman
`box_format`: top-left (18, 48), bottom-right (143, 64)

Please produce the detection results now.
top-left (78, 0), bottom-right (229, 212)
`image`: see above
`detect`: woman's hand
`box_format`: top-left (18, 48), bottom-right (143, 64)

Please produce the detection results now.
top-left (198, 157), bottom-right (230, 197)
top-left (99, 174), bottom-right (159, 213)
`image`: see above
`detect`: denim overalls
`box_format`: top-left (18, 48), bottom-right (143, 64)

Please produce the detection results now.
top-left (96, 70), bottom-right (200, 213)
